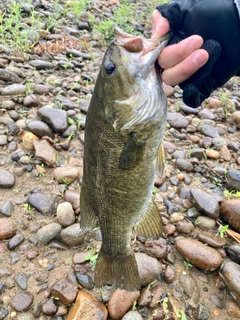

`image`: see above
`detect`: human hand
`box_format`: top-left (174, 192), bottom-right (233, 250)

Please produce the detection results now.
top-left (152, 10), bottom-right (209, 87)
top-left (152, 0), bottom-right (240, 108)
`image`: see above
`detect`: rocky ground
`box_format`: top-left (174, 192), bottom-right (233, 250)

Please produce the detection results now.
top-left (1, 0), bottom-right (240, 320)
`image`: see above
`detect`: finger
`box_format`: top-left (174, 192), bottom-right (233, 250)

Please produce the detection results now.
top-left (151, 10), bottom-right (170, 38)
top-left (159, 35), bottom-right (204, 69)
top-left (161, 49), bottom-right (209, 86)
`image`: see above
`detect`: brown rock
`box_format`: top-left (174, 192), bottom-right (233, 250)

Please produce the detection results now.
top-left (53, 166), bottom-right (79, 184)
top-left (176, 220), bottom-right (194, 234)
top-left (12, 292), bottom-right (33, 312)
top-left (0, 218), bottom-right (16, 240)
top-left (137, 286), bottom-right (152, 306)
top-left (220, 145), bottom-right (232, 161)
top-left (136, 253), bottom-right (162, 287)
top-left (73, 251), bottom-right (92, 264)
top-left (33, 139), bottom-right (58, 166)
top-left (164, 265), bottom-right (175, 284)
top-left (108, 289), bottom-right (140, 320)
top-left (22, 132), bottom-right (39, 151)
top-left (67, 290), bottom-right (108, 320)
top-left (227, 299), bottom-right (240, 318)
top-left (220, 199), bottom-right (240, 232)
top-left (206, 98), bottom-right (222, 109)
top-left (42, 298), bottom-right (57, 315)
top-left (145, 238), bottom-right (168, 259)
top-left (149, 284), bottom-right (164, 308)
top-left (197, 231), bottom-right (227, 248)
top-left (205, 149), bottom-right (220, 159)
top-left (175, 238), bottom-right (222, 271)
top-left (188, 135), bottom-right (200, 143)
top-left (50, 277), bottom-right (78, 305)
top-left (163, 224), bottom-right (176, 236)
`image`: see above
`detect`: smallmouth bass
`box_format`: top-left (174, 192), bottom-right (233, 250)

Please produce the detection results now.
top-left (80, 27), bottom-right (167, 291)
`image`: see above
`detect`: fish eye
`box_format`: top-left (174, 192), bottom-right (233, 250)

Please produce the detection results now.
top-left (105, 62), bottom-right (116, 75)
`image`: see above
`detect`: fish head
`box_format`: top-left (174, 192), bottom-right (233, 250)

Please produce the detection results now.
top-left (98, 27), bottom-right (167, 131)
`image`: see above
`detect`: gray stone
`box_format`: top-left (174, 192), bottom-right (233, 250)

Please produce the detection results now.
top-left (167, 112), bottom-right (189, 128)
top-left (201, 125), bottom-right (219, 138)
top-left (0, 200), bottom-right (14, 217)
top-left (37, 107), bottom-right (68, 132)
top-left (0, 84), bottom-right (26, 95)
top-left (0, 170), bottom-right (15, 188)
top-left (28, 193), bottom-right (56, 215)
top-left (60, 223), bottom-right (86, 246)
top-left (226, 170), bottom-right (240, 191)
top-left (26, 120), bottom-right (52, 137)
top-left (30, 60), bottom-right (54, 70)
top-left (135, 252), bottom-right (162, 286)
top-left (36, 223), bottom-right (61, 245)
top-left (175, 159), bottom-right (193, 172)
top-left (14, 273), bottom-right (28, 290)
top-left (190, 189), bottom-right (220, 219)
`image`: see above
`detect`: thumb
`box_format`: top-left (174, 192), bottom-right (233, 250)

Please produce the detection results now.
top-left (152, 10), bottom-right (170, 38)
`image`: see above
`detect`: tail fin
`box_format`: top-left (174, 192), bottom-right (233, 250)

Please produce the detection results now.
top-left (94, 250), bottom-right (140, 291)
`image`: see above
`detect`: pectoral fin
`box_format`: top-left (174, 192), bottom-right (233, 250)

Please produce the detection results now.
top-left (155, 142), bottom-right (165, 178)
top-left (119, 131), bottom-right (146, 170)
top-left (134, 199), bottom-right (162, 240)
top-left (80, 184), bottom-right (98, 231)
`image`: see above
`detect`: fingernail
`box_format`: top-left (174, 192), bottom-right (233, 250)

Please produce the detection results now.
top-left (192, 51), bottom-right (208, 66)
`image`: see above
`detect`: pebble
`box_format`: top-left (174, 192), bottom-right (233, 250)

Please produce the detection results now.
top-left (11, 292), bottom-right (33, 312)
top-left (179, 274), bottom-right (200, 307)
top-left (53, 166), bottom-right (79, 184)
top-left (64, 190), bottom-right (80, 210)
top-left (145, 238), bottom-right (168, 259)
top-left (0, 200), bottom-right (14, 217)
top-left (195, 216), bottom-right (216, 230)
top-left (0, 169), bottom-right (15, 188)
top-left (26, 120), bottom-right (53, 137)
top-left (36, 223), bottom-right (61, 245)
top-left (42, 299), bottom-right (57, 315)
top-left (10, 252), bottom-right (21, 265)
top-left (176, 220), bottom-right (194, 234)
top-left (137, 286), bottom-right (152, 307)
top-left (175, 238), bottom-right (222, 271)
top-left (37, 107), bottom-right (68, 132)
top-left (60, 223), bottom-right (86, 246)
top-left (14, 273), bottom-right (28, 290)
top-left (122, 311), bottom-right (143, 320)
top-left (23, 94), bottom-right (39, 108)
top-left (167, 112), bottom-right (189, 128)
top-left (30, 60), bottom-right (54, 70)
top-left (201, 125), bottom-right (219, 138)
top-left (231, 111), bottom-right (240, 128)
top-left (226, 169), bottom-right (240, 191)
top-left (33, 139), bottom-right (58, 165)
top-left (0, 218), bottom-right (16, 240)
top-left (108, 289), bottom-right (140, 320)
top-left (226, 243), bottom-right (240, 264)
top-left (75, 273), bottom-right (94, 290)
top-left (135, 253), bottom-right (162, 286)
top-left (7, 233), bottom-right (24, 250)
top-left (220, 259), bottom-right (240, 305)
top-left (220, 199), bottom-right (240, 232)
top-left (50, 277), bottom-right (78, 305)
top-left (190, 189), bottom-right (220, 219)
top-left (57, 202), bottom-right (75, 227)
top-left (175, 159), bottom-right (193, 172)
top-left (197, 231), bottom-right (227, 248)
top-left (164, 265), bottom-right (175, 283)
top-left (226, 299), bottom-right (240, 318)
top-left (66, 290), bottom-right (108, 320)
top-left (28, 192), bottom-right (56, 215)
top-left (0, 83), bottom-right (26, 95)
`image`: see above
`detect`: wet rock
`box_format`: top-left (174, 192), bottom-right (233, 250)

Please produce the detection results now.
top-left (42, 299), bottom-right (57, 315)
top-left (145, 238), bottom-right (167, 259)
top-left (195, 216), bottom-right (216, 230)
top-left (0, 200), bottom-right (14, 217)
top-left (164, 265), bottom-right (175, 284)
top-left (137, 286), bottom-right (152, 306)
top-left (220, 259), bottom-right (240, 305)
top-left (220, 199), bottom-right (240, 232)
top-left (0, 218), bottom-right (16, 240)
top-left (0, 169), bottom-right (15, 188)
top-left (36, 223), bottom-right (61, 245)
top-left (197, 231), bottom-right (227, 248)
top-left (14, 273), bottom-right (28, 290)
top-left (226, 170), bottom-right (240, 190)
top-left (37, 107), bottom-right (68, 132)
top-left (175, 159), bottom-right (193, 172)
top-left (179, 274), bottom-right (200, 307)
top-left (11, 292), bottom-right (33, 312)
top-left (226, 243), bottom-right (240, 264)
top-left (7, 233), bottom-right (24, 250)
top-left (50, 277), bottom-right (78, 305)
top-left (167, 112), bottom-right (189, 128)
top-left (33, 139), bottom-right (58, 166)
top-left (176, 220), bottom-right (194, 234)
top-left (27, 120), bottom-right (52, 137)
top-left (190, 189), bottom-right (220, 219)
top-left (108, 289), bottom-right (140, 320)
top-left (66, 290), bottom-right (108, 320)
top-left (163, 224), bottom-right (176, 236)
top-left (175, 238), bottom-right (222, 271)
top-left (57, 202), bottom-right (75, 227)
top-left (135, 253), bottom-right (162, 286)
top-left (60, 223), bottom-right (86, 246)
top-left (28, 192), bottom-right (55, 215)
top-left (53, 166), bottom-right (79, 184)
top-left (75, 273), bottom-right (94, 290)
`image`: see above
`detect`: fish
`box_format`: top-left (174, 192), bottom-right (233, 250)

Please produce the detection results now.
top-left (80, 27), bottom-right (168, 291)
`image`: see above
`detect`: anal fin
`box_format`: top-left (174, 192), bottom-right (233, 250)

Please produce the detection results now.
top-left (134, 199), bottom-right (162, 240)
top-left (94, 250), bottom-right (140, 291)
top-left (80, 184), bottom-right (98, 231)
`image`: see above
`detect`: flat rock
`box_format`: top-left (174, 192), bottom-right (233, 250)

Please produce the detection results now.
top-left (145, 238), bottom-right (168, 260)
top-left (201, 125), bottom-right (219, 138)
top-left (108, 289), bottom-right (140, 320)
top-left (11, 291), bottom-right (33, 312)
top-left (220, 199), bottom-right (240, 232)
top-left (0, 200), bottom-right (14, 217)
top-left (33, 139), bottom-right (58, 166)
top-left (0, 169), bottom-right (15, 188)
top-left (28, 192), bottom-right (56, 215)
top-left (66, 290), bottom-right (108, 320)
top-left (53, 166), bottom-right (79, 184)
top-left (220, 259), bottom-right (240, 305)
top-left (50, 277), bottom-right (78, 305)
top-left (167, 112), bottom-right (189, 128)
top-left (0, 218), bottom-right (16, 240)
top-left (0, 84), bottom-right (26, 95)
top-left (7, 233), bottom-right (24, 250)
top-left (37, 107), bottom-right (68, 132)
top-left (175, 238), bottom-right (222, 271)
top-left (30, 60), bottom-right (54, 70)
top-left (36, 223), bottom-right (61, 245)
top-left (190, 189), bottom-right (220, 219)
top-left (197, 231), bottom-right (227, 248)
